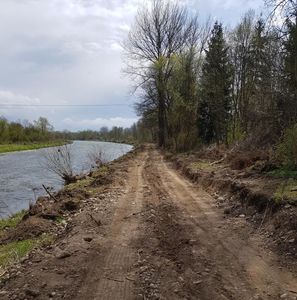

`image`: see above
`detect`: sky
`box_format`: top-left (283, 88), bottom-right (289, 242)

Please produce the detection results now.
top-left (0, 0), bottom-right (264, 131)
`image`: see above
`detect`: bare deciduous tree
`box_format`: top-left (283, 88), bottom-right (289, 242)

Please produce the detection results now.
top-left (124, 0), bottom-right (200, 147)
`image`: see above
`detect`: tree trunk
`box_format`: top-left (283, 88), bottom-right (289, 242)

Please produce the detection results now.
top-left (158, 92), bottom-right (166, 148)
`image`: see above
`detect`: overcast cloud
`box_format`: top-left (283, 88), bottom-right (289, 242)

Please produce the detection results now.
top-left (0, 0), bottom-right (263, 131)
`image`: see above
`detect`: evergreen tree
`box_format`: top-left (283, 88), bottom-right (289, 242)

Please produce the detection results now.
top-left (284, 15), bottom-right (297, 124)
top-left (197, 22), bottom-right (232, 144)
top-left (248, 19), bottom-right (271, 127)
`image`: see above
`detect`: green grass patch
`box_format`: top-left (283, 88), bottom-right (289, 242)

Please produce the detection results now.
top-left (66, 177), bottom-right (93, 191)
top-left (267, 167), bottom-right (297, 179)
top-left (64, 165), bottom-right (110, 197)
top-left (55, 216), bottom-right (66, 224)
top-left (190, 161), bottom-right (215, 171)
top-left (0, 141), bottom-right (68, 154)
top-left (93, 165), bottom-right (109, 175)
top-left (0, 210), bottom-right (26, 231)
top-left (274, 178), bottom-right (297, 203)
top-left (0, 234), bottom-right (54, 269)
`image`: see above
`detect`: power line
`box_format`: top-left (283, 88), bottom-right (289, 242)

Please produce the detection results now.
top-left (0, 104), bottom-right (131, 108)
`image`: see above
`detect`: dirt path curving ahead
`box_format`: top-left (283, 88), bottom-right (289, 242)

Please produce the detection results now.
top-left (1, 146), bottom-right (297, 300)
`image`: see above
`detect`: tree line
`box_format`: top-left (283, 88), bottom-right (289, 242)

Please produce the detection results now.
top-left (0, 116), bottom-right (149, 145)
top-left (0, 117), bottom-right (54, 143)
top-left (57, 121), bottom-right (151, 144)
top-left (124, 0), bottom-right (297, 152)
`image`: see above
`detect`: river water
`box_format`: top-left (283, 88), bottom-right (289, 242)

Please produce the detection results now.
top-left (0, 141), bottom-right (133, 218)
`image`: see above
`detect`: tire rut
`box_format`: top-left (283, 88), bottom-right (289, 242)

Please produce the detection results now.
top-left (134, 148), bottom-right (297, 300)
top-left (75, 152), bottom-right (147, 300)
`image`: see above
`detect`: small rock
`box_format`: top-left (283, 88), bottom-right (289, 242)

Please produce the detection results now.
top-left (139, 266), bottom-right (148, 273)
top-left (83, 237), bottom-right (93, 242)
top-left (194, 280), bottom-right (203, 285)
top-left (61, 220), bottom-right (67, 226)
top-left (280, 293), bottom-right (288, 299)
top-left (25, 288), bottom-right (40, 297)
top-left (239, 214), bottom-right (246, 218)
top-left (63, 200), bottom-right (79, 211)
top-left (288, 239), bottom-right (295, 243)
top-left (149, 283), bottom-right (157, 289)
top-left (0, 291), bottom-right (8, 296)
top-left (55, 250), bottom-right (71, 259)
top-left (218, 197), bottom-right (224, 203)
top-left (224, 207), bottom-right (231, 215)
top-left (49, 291), bottom-right (57, 297)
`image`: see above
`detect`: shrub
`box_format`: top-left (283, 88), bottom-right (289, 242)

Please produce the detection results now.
top-left (227, 120), bottom-right (246, 146)
top-left (277, 124), bottom-right (297, 169)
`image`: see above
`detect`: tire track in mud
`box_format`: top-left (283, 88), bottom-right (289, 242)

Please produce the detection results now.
top-left (75, 152), bottom-right (147, 300)
top-left (135, 149), bottom-right (297, 300)
top-left (157, 152), bottom-right (297, 299)
top-left (136, 150), bottom-right (238, 299)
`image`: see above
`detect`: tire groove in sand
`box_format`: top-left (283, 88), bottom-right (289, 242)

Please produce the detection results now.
top-left (75, 153), bottom-right (147, 300)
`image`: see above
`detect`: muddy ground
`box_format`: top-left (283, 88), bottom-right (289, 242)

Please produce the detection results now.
top-left (0, 145), bottom-right (297, 299)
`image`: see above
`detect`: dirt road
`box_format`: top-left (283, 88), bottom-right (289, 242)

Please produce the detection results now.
top-left (1, 146), bottom-right (297, 299)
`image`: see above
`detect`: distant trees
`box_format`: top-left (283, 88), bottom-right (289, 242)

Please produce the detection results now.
top-left (0, 117), bottom-right (54, 144)
top-left (52, 121), bottom-right (151, 144)
top-left (34, 117), bottom-right (53, 135)
top-left (0, 116), bottom-right (150, 145)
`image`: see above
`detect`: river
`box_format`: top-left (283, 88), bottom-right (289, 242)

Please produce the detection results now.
top-left (0, 141), bottom-right (133, 218)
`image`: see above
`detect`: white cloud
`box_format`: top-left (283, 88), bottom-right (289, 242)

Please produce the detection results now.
top-left (63, 117), bottom-right (139, 130)
top-left (0, 90), bottom-right (41, 106)
top-left (0, 0), bottom-right (263, 130)
top-left (111, 42), bottom-right (124, 51)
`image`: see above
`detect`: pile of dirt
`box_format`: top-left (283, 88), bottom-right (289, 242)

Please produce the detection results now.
top-left (268, 206), bottom-right (297, 260)
top-left (135, 200), bottom-right (202, 300)
top-left (169, 151), bottom-right (279, 212)
top-left (196, 144), bottom-right (226, 161)
top-left (0, 216), bottom-right (54, 244)
top-left (167, 150), bottom-right (297, 265)
top-left (227, 150), bottom-right (269, 170)
top-left (90, 172), bottom-right (112, 187)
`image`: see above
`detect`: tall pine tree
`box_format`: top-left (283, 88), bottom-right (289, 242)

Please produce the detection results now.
top-left (197, 22), bottom-right (232, 144)
top-left (284, 14), bottom-right (297, 124)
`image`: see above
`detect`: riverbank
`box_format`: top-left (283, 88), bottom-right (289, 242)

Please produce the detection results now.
top-left (0, 141), bottom-right (133, 218)
top-left (0, 145), bottom-right (297, 299)
top-left (0, 146), bottom-right (138, 295)
top-left (0, 141), bottom-right (68, 154)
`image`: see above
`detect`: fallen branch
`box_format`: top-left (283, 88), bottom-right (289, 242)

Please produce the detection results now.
top-left (123, 209), bottom-right (150, 220)
top-left (42, 184), bottom-right (58, 202)
top-left (105, 277), bottom-right (124, 283)
top-left (87, 213), bottom-right (102, 226)
top-left (257, 201), bottom-right (270, 231)
top-left (210, 157), bottom-right (225, 166)
top-left (125, 276), bottom-right (135, 282)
